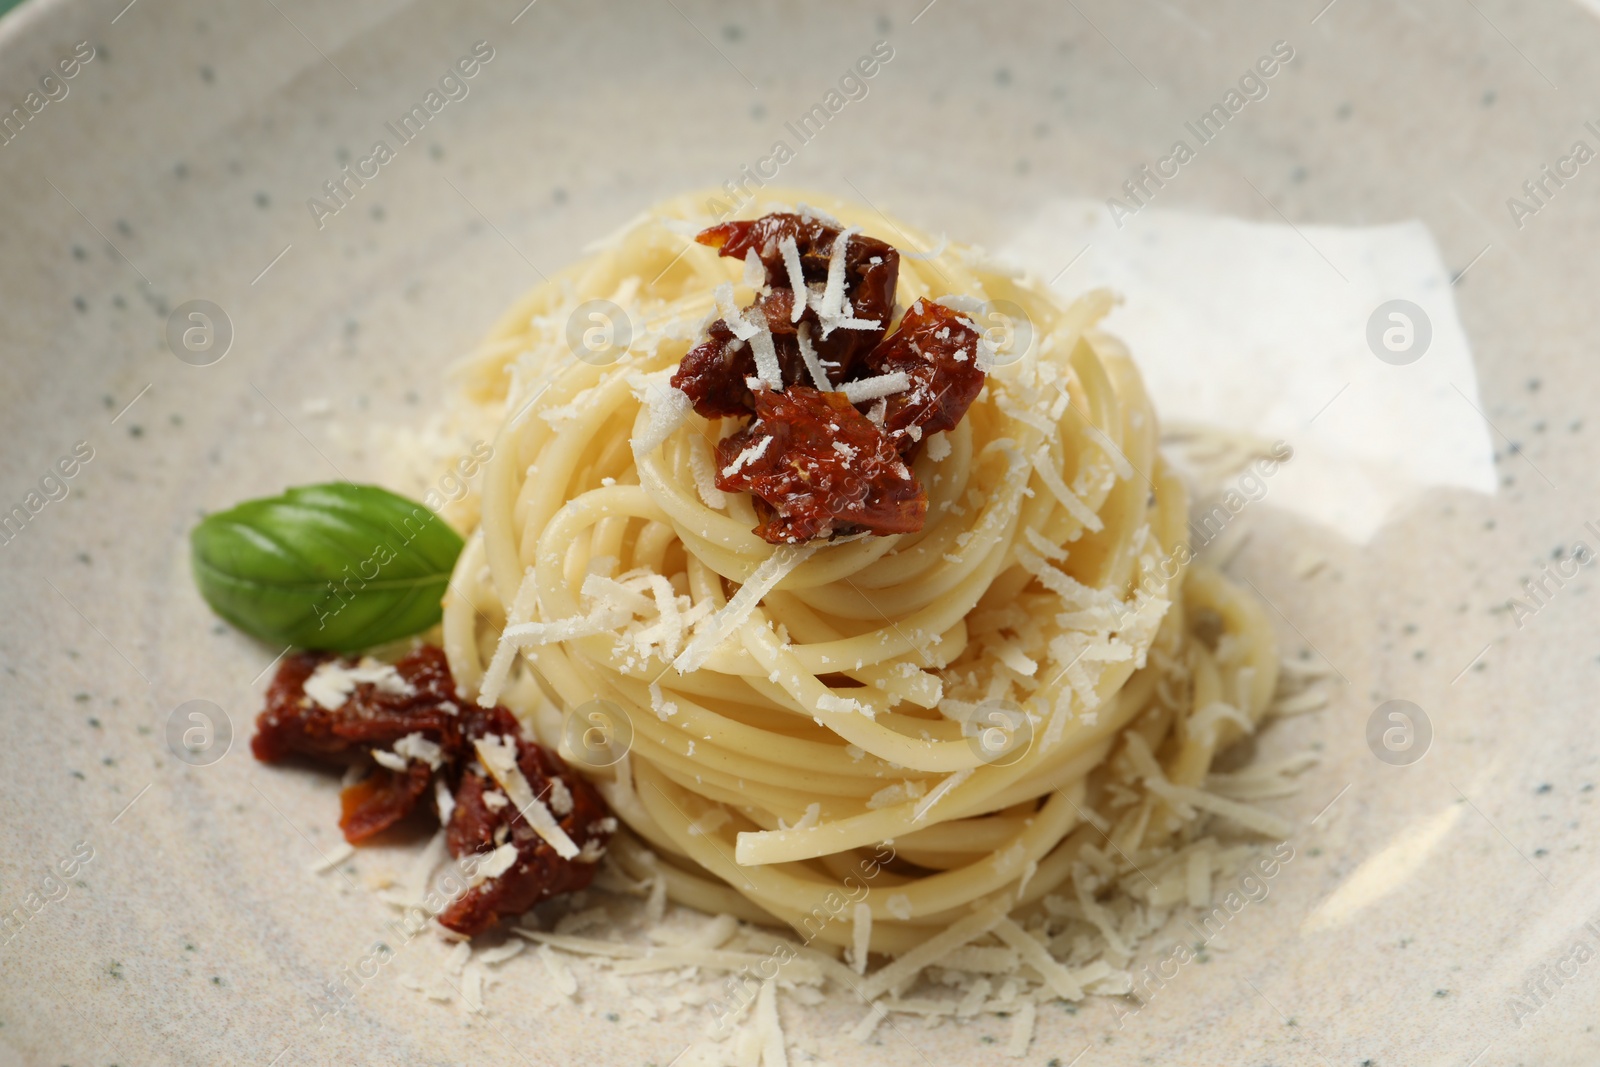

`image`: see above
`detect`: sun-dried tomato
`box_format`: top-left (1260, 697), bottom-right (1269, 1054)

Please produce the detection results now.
top-left (716, 386), bottom-right (926, 543)
top-left (252, 645), bottom-right (464, 764)
top-left (339, 761), bottom-right (433, 843)
top-left (857, 298), bottom-right (988, 456)
top-left (671, 318), bottom-right (756, 419)
top-left (673, 213), bottom-right (899, 418)
top-left (253, 647), bottom-right (615, 929)
top-left (437, 727), bottom-right (613, 937)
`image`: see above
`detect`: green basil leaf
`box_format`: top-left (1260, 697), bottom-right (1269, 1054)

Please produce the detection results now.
top-left (190, 483), bottom-right (465, 652)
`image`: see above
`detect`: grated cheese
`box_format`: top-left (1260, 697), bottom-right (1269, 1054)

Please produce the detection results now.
top-left (628, 372), bottom-right (693, 454)
top-left (472, 842), bottom-right (520, 885)
top-left (722, 435), bottom-right (773, 478)
top-left (742, 248), bottom-right (765, 289)
top-left (304, 657), bottom-right (414, 711)
top-left (840, 371), bottom-right (910, 405)
top-left (473, 735), bottom-right (581, 859)
top-left (849, 1001), bottom-right (889, 1042)
top-left (814, 226), bottom-right (859, 335)
top-left (1029, 447), bottom-right (1104, 533)
top-left (992, 919), bottom-right (1082, 1000)
top-left (756, 979), bottom-right (787, 1067)
top-left (537, 943), bottom-right (579, 997)
top-left (747, 308), bottom-right (784, 389)
top-left (795, 321), bottom-right (831, 391)
top-left (851, 903), bottom-right (872, 975)
top-left (1005, 1001), bottom-right (1035, 1057)
top-left (394, 732), bottom-right (443, 770)
top-left (674, 544), bottom-right (820, 673)
top-left (309, 841), bottom-right (354, 874)
top-left (1022, 527), bottom-right (1067, 562)
top-left (925, 431), bottom-right (951, 461)
top-left (435, 778), bottom-right (456, 825)
top-left (498, 606), bottom-right (629, 651)
top-left (778, 235), bottom-right (807, 323)
top-left (861, 897), bottom-right (1011, 1001)
top-left (477, 941), bottom-right (526, 966)
top-left (714, 282), bottom-right (758, 341)
top-left (937, 946), bottom-right (1019, 974)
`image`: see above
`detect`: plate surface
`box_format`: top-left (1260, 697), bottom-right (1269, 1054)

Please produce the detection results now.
top-left (3, 1), bottom-right (1599, 1064)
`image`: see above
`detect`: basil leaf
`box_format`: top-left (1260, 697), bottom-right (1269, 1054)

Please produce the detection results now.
top-left (190, 483), bottom-right (465, 652)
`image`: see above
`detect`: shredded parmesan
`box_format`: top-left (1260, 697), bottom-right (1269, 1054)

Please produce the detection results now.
top-left (1005, 1001), bottom-right (1036, 1057)
top-left (309, 841), bottom-right (353, 874)
top-left (472, 842), bottom-right (520, 885)
top-left (756, 979), bottom-right (787, 1067)
top-left (860, 896), bottom-right (1011, 1001)
top-left (814, 225), bottom-right (858, 333)
top-left (473, 736), bottom-right (580, 859)
top-left (840, 371), bottom-right (910, 404)
top-left (747, 308), bottom-right (784, 389)
top-left (394, 732), bottom-right (443, 770)
top-left (742, 247), bottom-right (765, 289)
top-left (1030, 447), bottom-right (1104, 532)
top-left (779, 235), bottom-right (807, 323)
top-left (674, 544), bottom-right (820, 672)
top-left (722, 434), bottom-right (773, 478)
top-left (304, 657), bottom-right (413, 711)
top-left (795, 321), bottom-right (831, 391)
top-left (992, 919), bottom-right (1082, 1000)
top-left (851, 903), bottom-right (872, 975)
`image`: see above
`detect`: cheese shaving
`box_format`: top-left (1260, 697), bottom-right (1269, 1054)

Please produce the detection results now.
top-left (747, 308), bottom-right (783, 389)
top-left (778, 235), bottom-right (806, 323)
top-left (394, 732), bottom-right (443, 770)
top-left (304, 657), bottom-right (414, 711)
top-left (673, 544), bottom-right (820, 673)
top-left (840, 371), bottom-right (910, 404)
top-left (795, 321), bottom-right (831, 391)
top-left (472, 842), bottom-right (520, 885)
top-left (473, 735), bottom-right (580, 859)
top-left (1030, 447), bottom-right (1104, 532)
top-left (851, 902), bottom-right (872, 975)
top-left (859, 896), bottom-right (1011, 1001)
top-left (722, 434), bottom-right (773, 478)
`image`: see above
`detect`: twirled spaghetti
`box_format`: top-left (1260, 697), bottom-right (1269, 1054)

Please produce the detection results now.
top-left (439, 190), bottom-right (1279, 958)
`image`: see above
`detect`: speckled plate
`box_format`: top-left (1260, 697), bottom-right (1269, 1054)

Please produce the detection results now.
top-left (4, 1), bottom-right (1600, 1064)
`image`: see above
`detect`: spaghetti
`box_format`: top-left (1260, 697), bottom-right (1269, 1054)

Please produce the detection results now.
top-left (439, 190), bottom-right (1280, 958)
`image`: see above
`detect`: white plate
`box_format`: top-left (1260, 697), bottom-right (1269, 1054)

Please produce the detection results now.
top-left (3, 1), bottom-right (1597, 1063)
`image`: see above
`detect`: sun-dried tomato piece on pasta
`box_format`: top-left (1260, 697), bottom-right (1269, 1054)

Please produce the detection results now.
top-left (715, 385), bottom-right (926, 543)
top-left (672, 317), bottom-right (758, 418)
top-left (856, 298), bottom-right (989, 456)
top-left (672, 213), bottom-right (899, 418)
top-left (437, 719), bottom-right (614, 937)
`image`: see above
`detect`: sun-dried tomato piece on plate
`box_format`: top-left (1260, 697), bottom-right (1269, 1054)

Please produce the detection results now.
top-left (673, 213), bottom-right (900, 418)
top-left (857, 298), bottom-right (988, 456)
top-left (252, 645), bottom-right (465, 763)
top-left (254, 646), bottom-right (468, 843)
top-left (339, 761), bottom-right (434, 843)
top-left (715, 385), bottom-right (926, 544)
top-left (437, 720), bottom-right (615, 937)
